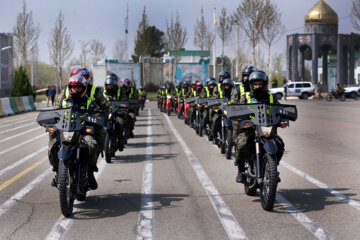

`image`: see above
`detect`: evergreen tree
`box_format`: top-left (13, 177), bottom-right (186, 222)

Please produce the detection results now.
top-left (11, 65), bottom-right (33, 96)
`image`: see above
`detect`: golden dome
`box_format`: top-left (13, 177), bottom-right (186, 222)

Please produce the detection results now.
top-left (305, 0), bottom-right (338, 24)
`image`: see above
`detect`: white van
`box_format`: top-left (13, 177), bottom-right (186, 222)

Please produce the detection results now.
top-left (269, 82), bottom-right (315, 100)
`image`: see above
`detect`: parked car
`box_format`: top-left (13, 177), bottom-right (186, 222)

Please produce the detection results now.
top-left (269, 81), bottom-right (315, 100)
top-left (344, 84), bottom-right (360, 98)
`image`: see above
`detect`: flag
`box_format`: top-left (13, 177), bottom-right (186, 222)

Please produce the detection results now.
top-left (214, 9), bottom-right (217, 25)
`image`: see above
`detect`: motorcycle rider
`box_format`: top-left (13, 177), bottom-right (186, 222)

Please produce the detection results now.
top-left (232, 70), bottom-right (284, 183)
top-left (138, 85), bottom-right (147, 109)
top-left (48, 75), bottom-right (109, 190)
top-left (188, 81), bottom-right (204, 127)
top-left (211, 78), bottom-right (234, 143)
top-left (200, 78), bottom-right (217, 139)
top-left (103, 73), bottom-right (126, 151)
top-left (119, 79), bottom-right (136, 138)
top-left (212, 71), bottom-right (231, 98)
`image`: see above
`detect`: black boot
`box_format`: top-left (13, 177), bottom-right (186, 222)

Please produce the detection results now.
top-left (235, 152), bottom-right (245, 183)
top-left (88, 167), bottom-right (98, 190)
top-left (236, 171), bottom-right (246, 184)
top-left (51, 174), bottom-right (58, 187)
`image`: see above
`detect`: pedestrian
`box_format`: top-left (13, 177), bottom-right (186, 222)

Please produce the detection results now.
top-left (49, 86), bottom-right (56, 106)
top-left (317, 81), bottom-right (323, 99)
top-left (46, 86), bottom-right (50, 107)
top-left (32, 86), bottom-right (37, 102)
top-left (282, 77), bottom-right (288, 100)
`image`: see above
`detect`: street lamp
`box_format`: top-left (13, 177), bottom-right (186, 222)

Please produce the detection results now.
top-left (0, 45), bottom-right (13, 89)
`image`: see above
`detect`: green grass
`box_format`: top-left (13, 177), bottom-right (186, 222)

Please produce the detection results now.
top-left (146, 92), bottom-right (157, 101)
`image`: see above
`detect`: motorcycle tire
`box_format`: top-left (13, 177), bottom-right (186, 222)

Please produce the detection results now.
top-left (220, 132), bottom-right (226, 154)
top-left (225, 128), bottom-right (233, 160)
top-left (177, 111), bottom-right (181, 119)
top-left (167, 109), bottom-right (171, 116)
top-left (326, 94), bottom-right (333, 102)
top-left (104, 134), bottom-right (112, 163)
top-left (260, 153), bottom-right (278, 211)
top-left (58, 161), bottom-right (74, 217)
top-left (141, 105), bottom-right (144, 110)
top-left (340, 95), bottom-right (346, 101)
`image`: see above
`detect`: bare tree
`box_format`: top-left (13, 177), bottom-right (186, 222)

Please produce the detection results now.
top-left (48, 10), bottom-right (74, 91)
top-left (271, 52), bottom-right (283, 73)
top-left (89, 39), bottom-right (106, 65)
top-left (194, 8), bottom-right (215, 55)
top-left (351, 0), bottom-right (360, 31)
top-left (217, 7), bottom-right (232, 70)
top-left (13, 0), bottom-right (40, 66)
top-left (165, 11), bottom-right (187, 61)
top-left (79, 40), bottom-right (90, 67)
top-left (113, 39), bottom-right (127, 62)
top-left (261, 1), bottom-right (284, 74)
top-left (233, 0), bottom-right (273, 65)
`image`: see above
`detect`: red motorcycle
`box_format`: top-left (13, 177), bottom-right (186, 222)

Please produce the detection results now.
top-left (166, 95), bottom-right (173, 116)
top-left (177, 98), bottom-right (185, 119)
top-left (173, 97), bottom-right (179, 114)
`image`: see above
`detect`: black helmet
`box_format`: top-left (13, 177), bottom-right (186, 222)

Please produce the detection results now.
top-left (221, 78), bottom-right (234, 88)
top-left (182, 81), bottom-right (189, 88)
top-left (249, 70), bottom-right (269, 94)
top-left (208, 79), bottom-right (217, 88)
top-left (176, 83), bottom-right (181, 88)
top-left (206, 77), bottom-right (216, 86)
top-left (105, 73), bottom-right (118, 93)
top-left (242, 65), bottom-right (257, 83)
top-left (218, 71), bottom-right (231, 83)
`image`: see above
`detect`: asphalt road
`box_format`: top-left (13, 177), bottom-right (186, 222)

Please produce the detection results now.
top-left (0, 99), bottom-right (359, 240)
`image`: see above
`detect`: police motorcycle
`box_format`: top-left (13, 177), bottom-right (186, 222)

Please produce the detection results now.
top-left (193, 97), bottom-right (211, 137)
top-left (184, 97), bottom-right (197, 126)
top-left (224, 103), bottom-right (297, 211)
top-left (104, 100), bottom-right (130, 163)
top-left (165, 94), bottom-right (173, 116)
top-left (177, 97), bottom-right (185, 119)
top-left (37, 107), bottom-right (107, 217)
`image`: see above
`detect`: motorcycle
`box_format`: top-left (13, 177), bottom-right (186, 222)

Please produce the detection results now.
top-left (177, 98), bottom-right (185, 119)
top-left (184, 97), bottom-right (197, 125)
top-left (139, 95), bottom-right (146, 110)
top-left (37, 107), bottom-right (107, 217)
top-left (104, 100), bottom-right (129, 163)
top-left (326, 90), bottom-right (346, 102)
top-left (166, 95), bottom-right (173, 116)
top-left (194, 98), bottom-right (211, 137)
top-left (173, 97), bottom-right (179, 114)
top-left (224, 103), bottom-right (297, 211)
top-left (207, 99), bottom-right (227, 148)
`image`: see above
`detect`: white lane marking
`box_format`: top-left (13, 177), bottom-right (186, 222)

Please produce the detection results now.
top-left (0, 127), bottom-right (41, 143)
top-left (44, 159), bottom-right (107, 240)
top-left (0, 115), bottom-right (36, 125)
top-left (281, 161), bottom-right (360, 211)
top-left (0, 168), bottom-right (52, 217)
top-left (0, 133), bottom-right (47, 156)
top-left (164, 114), bottom-right (247, 240)
top-left (276, 194), bottom-right (335, 240)
top-left (0, 118), bottom-right (36, 129)
top-left (0, 146), bottom-right (47, 176)
top-left (0, 122), bottom-right (36, 134)
top-left (137, 109), bottom-right (153, 240)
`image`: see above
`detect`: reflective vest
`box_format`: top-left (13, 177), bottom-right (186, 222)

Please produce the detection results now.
top-left (62, 85), bottom-right (97, 109)
top-left (139, 89), bottom-right (145, 95)
top-left (205, 87), bottom-right (210, 98)
top-left (245, 92), bottom-right (274, 104)
top-left (217, 84), bottom-right (223, 99)
top-left (103, 88), bottom-right (121, 101)
top-left (175, 88), bottom-right (180, 96)
top-left (166, 89), bottom-right (172, 95)
top-left (240, 84), bottom-right (245, 96)
top-left (129, 88), bottom-right (134, 99)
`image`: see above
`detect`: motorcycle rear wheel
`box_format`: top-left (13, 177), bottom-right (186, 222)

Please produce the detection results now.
top-left (260, 153), bottom-right (278, 211)
top-left (58, 161), bottom-right (74, 217)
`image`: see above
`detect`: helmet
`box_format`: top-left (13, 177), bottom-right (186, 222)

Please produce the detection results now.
top-left (218, 71), bottom-right (231, 83)
top-left (192, 80), bottom-right (200, 89)
top-left (139, 86), bottom-right (144, 90)
top-left (195, 82), bottom-right (203, 92)
top-left (242, 65), bottom-right (257, 84)
top-left (176, 83), bottom-right (181, 89)
top-left (221, 78), bottom-right (234, 88)
top-left (206, 77), bottom-right (216, 86)
top-left (68, 75), bottom-right (87, 98)
top-left (71, 67), bottom-right (91, 82)
top-left (249, 70), bottom-right (269, 94)
top-left (208, 79), bottom-right (217, 88)
top-left (121, 78), bottom-right (132, 90)
top-left (182, 81), bottom-right (189, 88)
top-left (165, 83), bottom-right (171, 89)
top-left (104, 74), bottom-right (118, 94)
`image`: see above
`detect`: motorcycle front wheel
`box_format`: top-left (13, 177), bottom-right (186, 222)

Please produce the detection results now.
top-left (339, 95), bottom-right (346, 101)
top-left (225, 128), bottom-right (233, 159)
top-left (260, 153), bottom-right (278, 211)
top-left (326, 94), bottom-right (333, 102)
top-left (58, 161), bottom-right (74, 217)
top-left (104, 134), bottom-right (112, 163)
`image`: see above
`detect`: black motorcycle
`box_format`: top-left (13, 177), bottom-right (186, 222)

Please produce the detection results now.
top-left (224, 103), bottom-right (297, 211)
top-left (207, 99), bottom-right (228, 155)
top-left (37, 107), bottom-right (107, 217)
top-left (194, 98), bottom-right (211, 137)
top-left (105, 100), bottom-right (129, 163)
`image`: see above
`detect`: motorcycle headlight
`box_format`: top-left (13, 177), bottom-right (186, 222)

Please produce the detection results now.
top-left (167, 95), bottom-right (172, 99)
top-left (63, 131), bottom-right (75, 142)
top-left (261, 126), bottom-right (273, 138)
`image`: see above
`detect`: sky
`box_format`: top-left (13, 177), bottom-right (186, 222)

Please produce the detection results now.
top-left (0, 0), bottom-right (357, 66)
